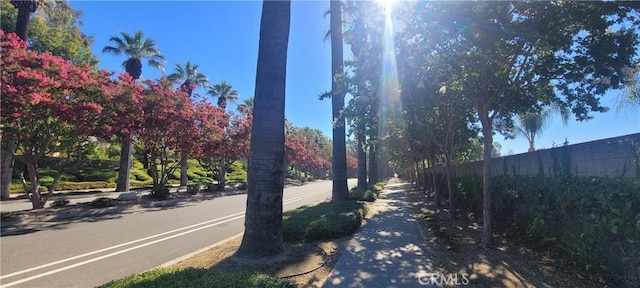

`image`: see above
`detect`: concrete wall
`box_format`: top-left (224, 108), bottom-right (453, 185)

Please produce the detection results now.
top-left (450, 133), bottom-right (640, 179)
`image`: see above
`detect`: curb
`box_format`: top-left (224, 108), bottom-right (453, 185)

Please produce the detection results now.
top-left (156, 232), bottom-right (244, 269)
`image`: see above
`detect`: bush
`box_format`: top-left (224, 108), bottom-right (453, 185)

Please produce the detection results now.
top-left (455, 176), bottom-right (640, 287)
top-left (349, 187), bottom-right (378, 202)
top-left (98, 267), bottom-right (295, 288)
top-left (76, 170), bottom-right (118, 182)
top-left (283, 201), bottom-right (369, 243)
top-left (90, 197), bottom-right (113, 208)
top-left (51, 198), bottom-right (70, 208)
top-left (48, 181), bottom-right (115, 191)
top-left (186, 184), bottom-right (201, 195)
top-left (205, 183), bottom-right (219, 193)
top-left (131, 169), bottom-right (152, 182)
top-left (151, 187), bottom-right (170, 200)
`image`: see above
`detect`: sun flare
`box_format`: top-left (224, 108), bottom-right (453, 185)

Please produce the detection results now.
top-left (375, 0), bottom-right (395, 12)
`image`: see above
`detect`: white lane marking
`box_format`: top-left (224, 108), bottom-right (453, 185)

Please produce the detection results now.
top-left (0, 190), bottom-right (329, 287)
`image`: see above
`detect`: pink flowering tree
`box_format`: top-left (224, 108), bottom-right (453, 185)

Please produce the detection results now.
top-left (195, 103), bottom-right (252, 190)
top-left (135, 77), bottom-right (197, 198)
top-left (0, 30), bottom-right (110, 209)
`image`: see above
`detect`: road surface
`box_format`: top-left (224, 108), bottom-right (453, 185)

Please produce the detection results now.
top-left (0, 179), bottom-right (356, 288)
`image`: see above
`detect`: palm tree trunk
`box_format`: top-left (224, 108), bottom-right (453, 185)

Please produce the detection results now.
top-left (237, 0), bottom-right (290, 259)
top-left (356, 134), bottom-right (367, 191)
top-left (330, 0), bottom-right (349, 201)
top-left (180, 152), bottom-right (188, 187)
top-left (13, 0), bottom-right (36, 41)
top-left (115, 135), bottom-right (132, 192)
top-left (1, 135), bottom-right (17, 200)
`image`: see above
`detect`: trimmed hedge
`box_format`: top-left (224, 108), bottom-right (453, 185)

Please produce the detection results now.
top-left (98, 268), bottom-right (294, 288)
top-left (455, 176), bottom-right (640, 287)
top-left (283, 201), bottom-right (369, 243)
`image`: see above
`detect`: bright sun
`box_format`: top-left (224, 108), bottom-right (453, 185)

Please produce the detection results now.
top-left (375, 0), bottom-right (395, 11)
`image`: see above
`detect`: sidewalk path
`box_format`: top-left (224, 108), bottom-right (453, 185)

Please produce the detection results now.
top-left (324, 178), bottom-right (434, 288)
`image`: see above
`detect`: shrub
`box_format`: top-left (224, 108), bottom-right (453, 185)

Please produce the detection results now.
top-left (98, 268), bottom-right (295, 288)
top-left (44, 181), bottom-right (116, 192)
top-left (349, 187), bottom-right (378, 202)
top-left (186, 184), bottom-right (201, 195)
top-left (205, 183), bottom-right (219, 193)
top-left (151, 187), bottom-right (170, 200)
top-left (455, 176), bottom-right (640, 287)
top-left (283, 201), bottom-right (369, 243)
top-left (51, 198), bottom-right (70, 208)
top-left (76, 170), bottom-right (118, 182)
top-left (90, 197), bottom-right (113, 208)
top-left (131, 169), bottom-right (152, 182)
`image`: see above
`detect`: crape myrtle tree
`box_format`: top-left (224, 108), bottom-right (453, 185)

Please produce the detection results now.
top-left (136, 77), bottom-right (196, 198)
top-left (102, 30), bottom-right (166, 192)
top-left (197, 107), bottom-right (252, 191)
top-left (1, 0), bottom-right (98, 200)
top-left (285, 126), bottom-right (330, 180)
top-left (167, 61), bottom-right (209, 187)
top-left (404, 1), bottom-right (640, 247)
top-left (0, 30), bottom-right (110, 209)
top-left (236, 0), bottom-right (291, 258)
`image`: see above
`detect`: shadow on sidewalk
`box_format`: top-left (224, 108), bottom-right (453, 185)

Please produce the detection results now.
top-left (324, 180), bottom-right (434, 288)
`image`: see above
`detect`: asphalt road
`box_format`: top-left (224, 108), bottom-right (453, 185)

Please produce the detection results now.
top-left (0, 179), bottom-right (356, 288)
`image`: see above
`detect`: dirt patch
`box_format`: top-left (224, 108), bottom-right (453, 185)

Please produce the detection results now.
top-left (169, 235), bottom-right (351, 288)
top-left (407, 188), bottom-right (602, 288)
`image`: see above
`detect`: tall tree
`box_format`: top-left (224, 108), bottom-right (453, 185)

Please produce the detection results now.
top-left (207, 81), bottom-right (239, 110)
top-left (1, 30), bottom-right (110, 209)
top-left (167, 61), bottom-right (209, 187)
top-left (10, 0), bottom-right (37, 40)
top-left (102, 30), bottom-right (165, 192)
top-left (1, 0), bottom-right (37, 201)
top-left (330, 0), bottom-right (349, 201)
top-left (236, 0), bottom-right (290, 258)
top-left (405, 1), bottom-right (639, 247)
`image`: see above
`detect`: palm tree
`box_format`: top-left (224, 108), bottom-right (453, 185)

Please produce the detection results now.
top-left (617, 70), bottom-right (640, 113)
top-left (167, 61), bottom-right (209, 97)
top-left (102, 30), bottom-right (166, 80)
top-left (515, 106), bottom-right (569, 152)
top-left (244, 97), bottom-right (254, 112)
top-left (236, 0), bottom-right (290, 258)
top-left (207, 81), bottom-right (239, 110)
top-left (10, 0), bottom-right (37, 40)
top-left (329, 0), bottom-right (349, 201)
top-left (167, 61), bottom-right (209, 187)
top-left (2, 0), bottom-right (38, 200)
top-left (102, 30), bottom-right (166, 192)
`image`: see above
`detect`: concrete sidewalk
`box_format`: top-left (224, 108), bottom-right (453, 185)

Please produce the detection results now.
top-left (323, 179), bottom-right (434, 288)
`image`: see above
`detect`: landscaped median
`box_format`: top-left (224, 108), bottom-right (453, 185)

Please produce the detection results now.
top-left (98, 181), bottom-right (387, 288)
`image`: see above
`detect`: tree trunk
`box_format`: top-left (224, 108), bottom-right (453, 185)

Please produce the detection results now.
top-left (368, 142), bottom-right (378, 185)
top-left (480, 114), bottom-right (494, 248)
top-left (14, 4), bottom-right (32, 41)
top-left (422, 159), bottom-right (428, 193)
top-left (445, 153), bottom-right (456, 219)
top-left (431, 154), bottom-right (439, 207)
top-left (218, 159), bottom-right (227, 191)
top-left (330, 0), bottom-right (348, 201)
top-left (236, 0), bottom-right (290, 259)
top-left (26, 161), bottom-right (44, 209)
top-left (1, 135), bottom-right (17, 200)
top-left (180, 152), bottom-right (188, 187)
top-left (115, 135), bottom-right (132, 192)
top-left (356, 135), bottom-right (367, 191)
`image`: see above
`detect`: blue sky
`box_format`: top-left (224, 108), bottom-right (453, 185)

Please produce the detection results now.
top-left (69, 1), bottom-right (638, 156)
